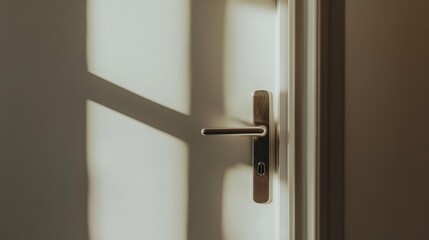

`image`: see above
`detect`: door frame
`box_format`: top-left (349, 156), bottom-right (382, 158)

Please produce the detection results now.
top-left (287, 0), bottom-right (345, 239)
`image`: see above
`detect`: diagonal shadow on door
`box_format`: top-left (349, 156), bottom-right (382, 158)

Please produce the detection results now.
top-left (86, 1), bottom-right (252, 240)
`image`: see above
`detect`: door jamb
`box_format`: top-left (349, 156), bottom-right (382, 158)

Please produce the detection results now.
top-left (287, 0), bottom-right (345, 239)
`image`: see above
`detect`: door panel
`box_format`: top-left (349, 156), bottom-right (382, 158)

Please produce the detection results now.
top-left (86, 0), bottom-right (281, 239)
top-left (222, 1), bottom-right (277, 239)
top-left (87, 101), bottom-right (189, 240)
top-left (224, 0), bottom-right (277, 123)
top-left (87, 0), bottom-right (191, 115)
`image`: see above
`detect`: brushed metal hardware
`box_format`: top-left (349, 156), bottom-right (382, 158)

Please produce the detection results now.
top-left (201, 90), bottom-right (274, 203)
top-left (201, 126), bottom-right (266, 137)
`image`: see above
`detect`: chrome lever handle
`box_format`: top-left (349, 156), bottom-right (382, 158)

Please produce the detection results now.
top-left (201, 90), bottom-right (274, 204)
top-left (201, 126), bottom-right (267, 137)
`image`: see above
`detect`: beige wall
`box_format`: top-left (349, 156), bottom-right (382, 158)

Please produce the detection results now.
top-left (345, 0), bottom-right (429, 239)
top-left (0, 1), bottom-right (89, 239)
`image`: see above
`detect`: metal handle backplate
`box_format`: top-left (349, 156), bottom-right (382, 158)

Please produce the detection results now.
top-left (201, 90), bottom-right (274, 203)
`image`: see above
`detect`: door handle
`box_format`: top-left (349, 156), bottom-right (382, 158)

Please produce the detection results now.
top-left (201, 126), bottom-right (267, 137)
top-left (201, 90), bottom-right (274, 203)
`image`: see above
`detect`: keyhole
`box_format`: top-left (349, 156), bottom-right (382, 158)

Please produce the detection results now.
top-left (257, 162), bottom-right (265, 176)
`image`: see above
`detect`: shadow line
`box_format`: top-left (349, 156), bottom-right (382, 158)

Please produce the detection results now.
top-left (186, 0), bottom-right (227, 239)
top-left (87, 73), bottom-right (193, 142)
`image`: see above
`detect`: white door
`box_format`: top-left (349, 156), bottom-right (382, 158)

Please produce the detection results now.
top-left (85, 0), bottom-right (289, 240)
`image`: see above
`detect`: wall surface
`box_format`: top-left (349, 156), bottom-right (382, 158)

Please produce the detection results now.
top-left (0, 1), bottom-right (89, 239)
top-left (345, 0), bottom-right (429, 239)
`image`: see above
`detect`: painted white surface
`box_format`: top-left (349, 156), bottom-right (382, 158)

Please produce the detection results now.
top-left (87, 0), bottom-right (191, 115)
top-left (224, 0), bottom-right (277, 123)
top-left (222, 164), bottom-right (276, 240)
top-left (87, 101), bottom-right (188, 240)
top-left (86, 0), bottom-right (281, 239)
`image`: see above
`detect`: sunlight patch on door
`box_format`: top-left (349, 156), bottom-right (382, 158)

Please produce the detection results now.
top-left (223, 0), bottom-right (276, 122)
top-left (222, 164), bottom-right (276, 240)
top-left (86, 100), bottom-right (188, 240)
top-left (87, 0), bottom-right (191, 115)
